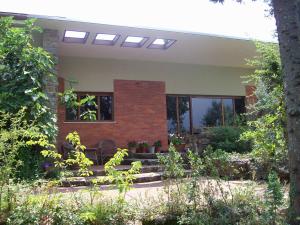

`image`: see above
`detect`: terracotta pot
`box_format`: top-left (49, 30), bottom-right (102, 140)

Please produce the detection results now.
top-left (175, 143), bottom-right (186, 152)
top-left (155, 146), bottom-right (161, 153)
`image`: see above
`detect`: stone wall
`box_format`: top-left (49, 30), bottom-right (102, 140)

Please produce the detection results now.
top-left (42, 29), bottom-right (59, 114)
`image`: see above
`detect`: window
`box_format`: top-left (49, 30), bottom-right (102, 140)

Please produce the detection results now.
top-left (66, 92), bottom-right (113, 122)
top-left (93, 33), bottom-right (120, 46)
top-left (121, 36), bottom-right (149, 48)
top-left (148, 38), bottom-right (176, 50)
top-left (167, 95), bottom-right (245, 134)
top-left (63, 30), bottom-right (89, 44)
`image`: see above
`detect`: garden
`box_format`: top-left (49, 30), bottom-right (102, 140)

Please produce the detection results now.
top-left (0, 16), bottom-right (291, 225)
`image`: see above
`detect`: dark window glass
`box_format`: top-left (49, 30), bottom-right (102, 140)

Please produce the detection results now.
top-left (80, 95), bottom-right (98, 121)
top-left (223, 99), bottom-right (234, 126)
top-left (100, 96), bottom-right (113, 120)
top-left (234, 97), bottom-right (246, 115)
top-left (167, 96), bottom-right (177, 134)
top-left (192, 98), bottom-right (222, 133)
top-left (178, 96), bottom-right (190, 133)
top-left (66, 107), bottom-right (78, 120)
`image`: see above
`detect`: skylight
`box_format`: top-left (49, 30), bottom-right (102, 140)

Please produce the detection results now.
top-left (93, 33), bottom-right (120, 46)
top-left (153, 38), bottom-right (166, 45)
top-left (63, 30), bottom-right (89, 43)
top-left (121, 36), bottom-right (149, 48)
top-left (148, 38), bottom-right (176, 50)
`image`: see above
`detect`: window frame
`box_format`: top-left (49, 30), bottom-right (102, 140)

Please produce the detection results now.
top-left (65, 92), bottom-right (114, 122)
top-left (166, 94), bottom-right (245, 134)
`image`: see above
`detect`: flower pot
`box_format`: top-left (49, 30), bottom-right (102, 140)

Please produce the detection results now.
top-left (175, 143), bottom-right (186, 152)
top-left (148, 146), bottom-right (155, 154)
top-left (129, 147), bottom-right (136, 153)
top-left (155, 146), bottom-right (161, 153)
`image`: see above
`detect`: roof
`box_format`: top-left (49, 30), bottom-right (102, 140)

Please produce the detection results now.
top-left (1, 12), bottom-right (257, 68)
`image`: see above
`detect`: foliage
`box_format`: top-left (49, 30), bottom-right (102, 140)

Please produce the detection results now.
top-left (41, 131), bottom-right (94, 178)
top-left (241, 42), bottom-right (287, 169)
top-left (157, 144), bottom-right (186, 218)
top-left (209, 126), bottom-right (251, 153)
top-left (154, 140), bottom-right (162, 148)
top-left (127, 140), bottom-right (137, 148)
top-left (0, 17), bottom-right (57, 140)
top-left (264, 171), bottom-right (285, 225)
top-left (169, 134), bottom-right (184, 145)
top-left (59, 85), bottom-right (98, 121)
top-left (7, 194), bottom-right (84, 225)
top-left (103, 148), bottom-right (142, 201)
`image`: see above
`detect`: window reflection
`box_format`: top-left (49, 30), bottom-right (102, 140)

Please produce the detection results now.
top-left (167, 96), bottom-right (177, 133)
top-left (178, 97), bottom-right (190, 133)
top-left (100, 96), bottom-right (113, 120)
top-left (223, 99), bottom-right (234, 126)
top-left (192, 98), bottom-right (222, 133)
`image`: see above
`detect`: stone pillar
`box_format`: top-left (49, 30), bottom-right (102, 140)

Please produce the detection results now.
top-left (42, 29), bottom-right (59, 115)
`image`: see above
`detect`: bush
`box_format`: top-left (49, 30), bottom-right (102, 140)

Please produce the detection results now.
top-left (209, 126), bottom-right (251, 153)
top-left (7, 194), bottom-right (84, 225)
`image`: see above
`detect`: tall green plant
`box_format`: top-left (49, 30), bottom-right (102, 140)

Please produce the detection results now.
top-left (0, 17), bottom-right (57, 140)
top-left (241, 42), bottom-right (287, 167)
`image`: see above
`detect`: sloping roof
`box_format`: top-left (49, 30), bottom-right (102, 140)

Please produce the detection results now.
top-left (1, 12), bottom-right (257, 68)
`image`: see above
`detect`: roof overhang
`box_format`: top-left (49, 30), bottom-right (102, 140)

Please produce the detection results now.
top-left (1, 12), bottom-right (258, 68)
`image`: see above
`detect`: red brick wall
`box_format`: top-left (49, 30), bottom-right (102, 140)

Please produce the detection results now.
top-left (57, 78), bottom-right (168, 150)
top-left (245, 85), bottom-right (257, 107)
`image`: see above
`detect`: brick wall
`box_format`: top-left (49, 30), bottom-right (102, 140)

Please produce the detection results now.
top-left (245, 85), bottom-right (257, 107)
top-left (57, 78), bottom-right (168, 151)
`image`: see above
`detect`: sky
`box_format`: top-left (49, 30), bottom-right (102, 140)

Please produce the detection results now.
top-left (0, 0), bottom-right (277, 42)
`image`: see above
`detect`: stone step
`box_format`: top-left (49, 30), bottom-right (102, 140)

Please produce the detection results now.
top-left (71, 165), bottom-right (164, 177)
top-left (122, 158), bottom-right (160, 165)
top-left (128, 153), bottom-right (160, 159)
top-left (60, 170), bottom-right (191, 187)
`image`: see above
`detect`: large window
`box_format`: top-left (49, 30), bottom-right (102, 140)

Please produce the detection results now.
top-left (66, 92), bottom-right (113, 121)
top-left (166, 95), bottom-right (245, 134)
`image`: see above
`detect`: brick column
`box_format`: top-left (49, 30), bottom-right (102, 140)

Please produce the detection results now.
top-left (42, 29), bottom-right (59, 114)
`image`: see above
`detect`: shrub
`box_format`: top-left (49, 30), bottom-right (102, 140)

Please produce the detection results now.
top-left (209, 126), bottom-right (251, 153)
top-left (7, 194), bottom-right (84, 225)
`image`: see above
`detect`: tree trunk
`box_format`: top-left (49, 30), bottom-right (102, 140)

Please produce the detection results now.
top-left (272, 0), bottom-right (300, 223)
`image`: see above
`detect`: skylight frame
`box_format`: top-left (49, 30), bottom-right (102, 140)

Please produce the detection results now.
top-left (63, 30), bottom-right (89, 44)
top-left (147, 38), bottom-right (177, 50)
top-left (121, 35), bottom-right (149, 48)
top-left (93, 33), bottom-right (120, 46)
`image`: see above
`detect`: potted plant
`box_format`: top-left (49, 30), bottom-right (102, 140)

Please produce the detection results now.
top-left (169, 134), bottom-right (185, 152)
top-left (128, 141), bottom-right (137, 153)
top-left (138, 141), bottom-right (149, 153)
top-left (154, 140), bottom-right (162, 153)
top-left (148, 144), bottom-right (155, 154)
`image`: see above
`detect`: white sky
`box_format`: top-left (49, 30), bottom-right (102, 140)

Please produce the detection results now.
top-left (0, 0), bottom-right (277, 42)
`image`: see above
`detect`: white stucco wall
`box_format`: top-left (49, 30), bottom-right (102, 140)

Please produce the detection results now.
top-left (59, 56), bottom-right (252, 96)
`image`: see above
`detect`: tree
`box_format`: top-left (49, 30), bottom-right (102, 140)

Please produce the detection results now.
top-left (211, 0), bottom-right (300, 223)
top-left (0, 17), bottom-right (56, 140)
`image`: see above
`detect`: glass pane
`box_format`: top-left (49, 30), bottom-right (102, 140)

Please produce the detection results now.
top-left (66, 107), bottom-right (78, 120)
top-left (178, 96), bottom-right (190, 133)
top-left (166, 96), bottom-right (177, 134)
top-left (80, 95), bottom-right (98, 121)
top-left (100, 96), bottom-right (113, 120)
top-left (223, 99), bottom-right (234, 126)
top-left (192, 98), bottom-right (222, 133)
top-left (234, 97), bottom-right (246, 115)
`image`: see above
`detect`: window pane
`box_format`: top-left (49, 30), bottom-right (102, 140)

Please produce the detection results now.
top-left (80, 95), bottom-right (98, 121)
top-left (178, 96), bottom-right (190, 133)
top-left (66, 107), bottom-right (78, 120)
top-left (192, 98), bottom-right (222, 133)
top-left (234, 97), bottom-right (246, 115)
top-left (167, 96), bottom-right (177, 134)
top-left (100, 96), bottom-right (113, 120)
top-left (223, 99), bottom-right (234, 126)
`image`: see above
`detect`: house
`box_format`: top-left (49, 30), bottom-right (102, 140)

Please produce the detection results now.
top-left (1, 12), bottom-right (257, 151)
